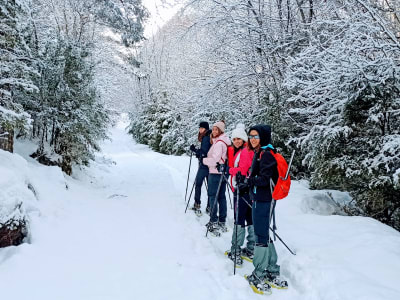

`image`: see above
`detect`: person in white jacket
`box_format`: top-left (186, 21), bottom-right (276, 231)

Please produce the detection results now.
top-left (203, 121), bottom-right (231, 235)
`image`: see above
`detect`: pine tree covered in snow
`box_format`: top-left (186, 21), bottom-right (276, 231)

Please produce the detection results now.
top-left (284, 2), bottom-right (400, 229)
top-left (0, 0), bottom-right (37, 134)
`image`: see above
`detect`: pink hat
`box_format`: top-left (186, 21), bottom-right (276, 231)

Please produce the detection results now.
top-left (213, 121), bottom-right (225, 133)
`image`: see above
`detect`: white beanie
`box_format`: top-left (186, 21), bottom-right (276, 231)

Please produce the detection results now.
top-left (231, 123), bottom-right (248, 142)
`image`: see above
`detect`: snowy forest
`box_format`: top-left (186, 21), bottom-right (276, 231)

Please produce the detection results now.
top-left (1, 0), bottom-right (400, 237)
top-left (128, 0), bottom-right (400, 231)
top-left (1, 1), bottom-right (400, 298)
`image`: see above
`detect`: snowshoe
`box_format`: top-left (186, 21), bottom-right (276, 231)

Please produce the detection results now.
top-left (244, 274), bottom-right (272, 295)
top-left (206, 222), bottom-right (221, 237)
top-left (224, 250), bottom-right (243, 267)
top-left (218, 222), bottom-right (228, 232)
top-left (264, 274), bottom-right (288, 290)
top-left (241, 247), bottom-right (254, 262)
top-left (194, 209), bottom-right (203, 217)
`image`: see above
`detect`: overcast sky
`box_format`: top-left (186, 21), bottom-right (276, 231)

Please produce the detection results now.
top-left (142, 0), bottom-right (184, 38)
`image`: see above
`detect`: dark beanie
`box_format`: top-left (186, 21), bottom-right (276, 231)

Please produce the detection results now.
top-left (199, 121), bottom-right (209, 130)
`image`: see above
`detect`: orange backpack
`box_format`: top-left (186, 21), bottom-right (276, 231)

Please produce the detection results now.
top-left (260, 145), bottom-right (292, 200)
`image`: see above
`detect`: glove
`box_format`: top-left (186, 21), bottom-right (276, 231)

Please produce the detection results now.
top-left (190, 144), bottom-right (197, 153)
top-left (216, 163), bottom-right (230, 174)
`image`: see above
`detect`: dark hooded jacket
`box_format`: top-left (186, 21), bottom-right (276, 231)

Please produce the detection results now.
top-left (196, 129), bottom-right (212, 169)
top-left (248, 125), bottom-right (279, 202)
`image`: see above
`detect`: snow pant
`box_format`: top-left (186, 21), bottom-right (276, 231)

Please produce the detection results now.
top-left (208, 173), bottom-right (227, 223)
top-left (252, 200), bottom-right (280, 278)
top-left (194, 166), bottom-right (209, 206)
top-left (231, 191), bottom-right (255, 253)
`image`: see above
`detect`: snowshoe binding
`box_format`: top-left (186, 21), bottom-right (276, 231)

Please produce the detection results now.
top-left (245, 273), bottom-right (272, 295)
top-left (241, 247), bottom-right (254, 262)
top-left (206, 222), bottom-right (221, 237)
top-left (264, 274), bottom-right (288, 290)
top-left (218, 222), bottom-right (228, 232)
top-left (191, 203), bottom-right (202, 217)
top-left (224, 250), bottom-right (243, 267)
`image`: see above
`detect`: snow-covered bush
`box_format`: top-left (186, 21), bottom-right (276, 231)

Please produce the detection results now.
top-left (0, 150), bottom-right (37, 247)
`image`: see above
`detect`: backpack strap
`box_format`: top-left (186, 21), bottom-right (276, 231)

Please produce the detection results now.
top-left (215, 139), bottom-right (229, 163)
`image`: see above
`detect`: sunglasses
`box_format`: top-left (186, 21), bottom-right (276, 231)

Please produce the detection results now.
top-left (249, 135), bottom-right (260, 139)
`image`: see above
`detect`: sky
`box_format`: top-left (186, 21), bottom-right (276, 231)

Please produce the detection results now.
top-left (142, 0), bottom-right (184, 38)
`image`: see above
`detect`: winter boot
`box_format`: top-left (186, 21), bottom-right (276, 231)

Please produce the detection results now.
top-left (245, 273), bottom-right (272, 295)
top-left (206, 222), bottom-right (221, 237)
top-left (224, 250), bottom-right (243, 267)
top-left (191, 203), bottom-right (202, 216)
top-left (218, 221), bottom-right (228, 232)
top-left (241, 247), bottom-right (254, 262)
top-left (264, 274), bottom-right (288, 290)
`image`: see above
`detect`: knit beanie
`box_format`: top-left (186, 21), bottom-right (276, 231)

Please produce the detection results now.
top-left (231, 123), bottom-right (248, 142)
top-left (199, 121), bottom-right (209, 130)
top-left (213, 121), bottom-right (225, 133)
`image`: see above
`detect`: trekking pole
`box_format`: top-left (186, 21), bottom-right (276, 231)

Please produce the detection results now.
top-left (205, 174), bottom-right (224, 237)
top-left (184, 180), bottom-right (196, 213)
top-left (234, 173), bottom-right (240, 275)
top-left (184, 152), bottom-right (193, 203)
top-left (239, 191), bottom-right (297, 256)
top-left (227, 182), bottom-right (233, 209)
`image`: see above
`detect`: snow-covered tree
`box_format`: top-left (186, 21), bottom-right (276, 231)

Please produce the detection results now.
top-left (285, 1), bottom-right (400, 229)
top-left (0, 0), bottom-right (38, 151)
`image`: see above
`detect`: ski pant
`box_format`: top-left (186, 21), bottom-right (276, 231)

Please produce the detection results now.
top-left (231, 191), bottom-right (255, 253)
top-left (194, 166), bottom-right (209, 206)
top-left (208, 173), bottom-right (227, 223)
top-left (252, 200), bottom-right (280, 278)
top-left (233, 191), bottom-right (252, 226)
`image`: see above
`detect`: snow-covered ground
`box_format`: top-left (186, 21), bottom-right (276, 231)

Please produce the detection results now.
top-left (1, 119), bottom-right (400, 300)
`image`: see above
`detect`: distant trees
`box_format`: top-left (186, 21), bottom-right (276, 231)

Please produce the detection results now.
top-left (0, 0), bottom-right (148, 173)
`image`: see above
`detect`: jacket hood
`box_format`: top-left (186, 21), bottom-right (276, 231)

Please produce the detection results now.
top-left (248, 124), bottom-right (271, 147)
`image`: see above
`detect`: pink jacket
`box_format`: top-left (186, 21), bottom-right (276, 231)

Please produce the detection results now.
top-left (203, 134), bottom-right (232, 174)
top-left (229, 147), bottom-right (254, 191)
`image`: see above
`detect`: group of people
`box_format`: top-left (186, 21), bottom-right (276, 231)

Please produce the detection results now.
top-left (189, 120), bottom-right (288, 295)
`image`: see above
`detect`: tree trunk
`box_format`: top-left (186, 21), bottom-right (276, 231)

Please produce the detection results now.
top-left (0, 126), bottom-right (14, 153)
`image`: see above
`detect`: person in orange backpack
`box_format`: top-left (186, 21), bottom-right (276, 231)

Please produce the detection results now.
top-left (224, 124), bottom-right (255, 267)
top-left (244, 124), bottom-right (288, 295)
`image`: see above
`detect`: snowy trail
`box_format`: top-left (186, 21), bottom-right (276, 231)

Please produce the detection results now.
top-left (1, 120), bottom-right (400, 300)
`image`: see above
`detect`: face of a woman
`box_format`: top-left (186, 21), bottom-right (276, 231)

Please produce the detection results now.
top-left (199, 127), bottom-right (206, 134)
top-left (233, 138), bottom-right (244, 149)
top-left (212, 126), bottom-right (221, 138)
top-left (249, 130), bottom-right (260, 149)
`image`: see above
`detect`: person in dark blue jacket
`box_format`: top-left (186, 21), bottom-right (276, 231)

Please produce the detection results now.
top-left (244, 124), bottom-right (288, 294)
top-left (190, 121), bottom-right (212, 213)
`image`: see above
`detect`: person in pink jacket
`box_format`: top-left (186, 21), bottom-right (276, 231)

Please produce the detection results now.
top-left (203, 121), bottom-right (231, 236)
top-left (225, 124), bottom-right (255, 266)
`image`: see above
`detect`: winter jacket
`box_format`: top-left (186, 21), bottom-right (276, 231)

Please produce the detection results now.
top-left (248, 125), bottom-right (279, 202)
top-left (203, 133), bottom-right (231, 174)
top-left (196, 130), bottom-right (212, 169)
top-left (227, 144), bottom-right (254, 191)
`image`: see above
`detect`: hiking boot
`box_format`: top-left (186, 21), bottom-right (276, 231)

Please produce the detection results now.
top-left (265, 274), bottom-right (288, 289)
top-left (191, 203), bottom-right (201, 210)
top-left (218, 221), bottom-right (228, 232)
top-left (206, 222), bottom-right (221, 237)
top-left (225, 250), bottom-right (243, 267)
top-left (245, 273), bottom-right (272, 295)
top-left (241, 247), bottom-right (254, 262)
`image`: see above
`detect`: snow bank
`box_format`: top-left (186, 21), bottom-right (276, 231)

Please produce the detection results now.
top-left (0, 150), bottom-right (37, 226)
